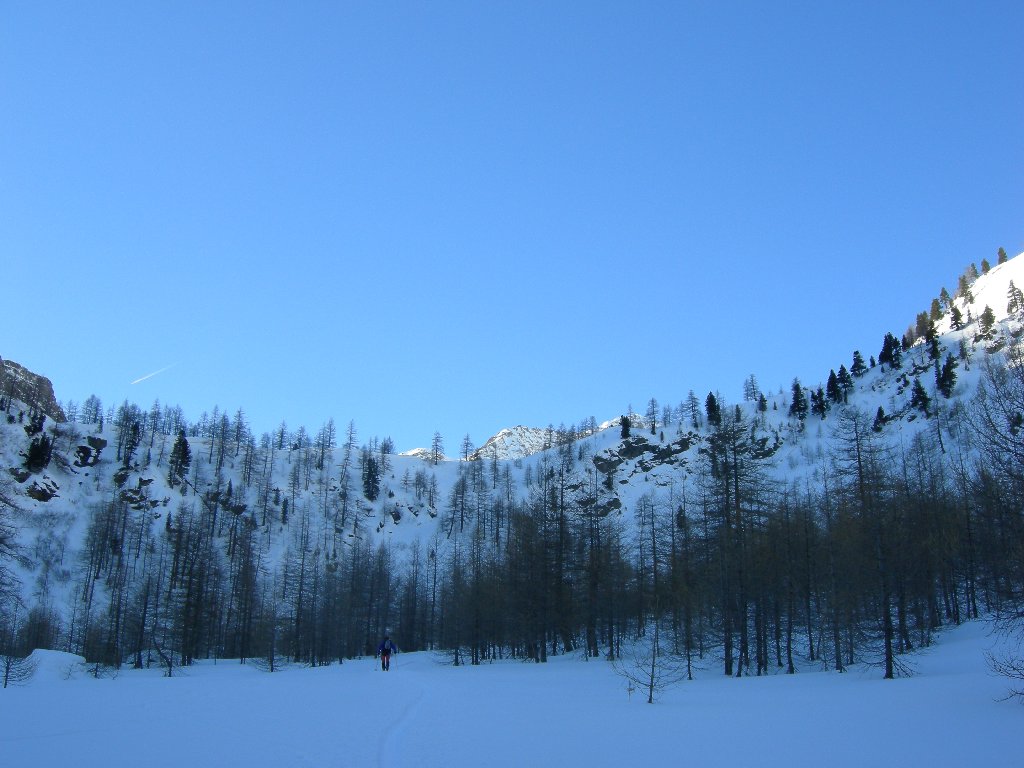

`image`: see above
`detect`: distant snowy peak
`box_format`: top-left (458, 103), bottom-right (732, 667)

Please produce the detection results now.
top-left (599, 413), bottom-right (643, 432)
top-left (399, 447), bottom-right (445, 462)
top-left (470, 426), bottom-right (551, 461)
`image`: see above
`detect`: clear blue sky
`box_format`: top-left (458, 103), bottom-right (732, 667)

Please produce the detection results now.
top-left (2, 2), bottom-right (1021, 451)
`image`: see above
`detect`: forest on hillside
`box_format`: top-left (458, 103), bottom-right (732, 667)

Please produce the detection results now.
top-left (2, 258), bottom-right (1024, 688)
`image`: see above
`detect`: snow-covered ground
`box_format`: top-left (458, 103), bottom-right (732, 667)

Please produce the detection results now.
top-left (1, 620), bottom-right (1017, 767)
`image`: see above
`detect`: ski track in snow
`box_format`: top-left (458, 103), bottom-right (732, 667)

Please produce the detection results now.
top-left (376, 658), bottom-right (425, 768)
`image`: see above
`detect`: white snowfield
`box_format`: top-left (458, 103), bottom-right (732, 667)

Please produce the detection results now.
top-left (1, 621), bottom-right (1018, 768)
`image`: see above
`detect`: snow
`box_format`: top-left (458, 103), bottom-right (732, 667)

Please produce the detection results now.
top-left (1, 621), bottom-right (1018, 767)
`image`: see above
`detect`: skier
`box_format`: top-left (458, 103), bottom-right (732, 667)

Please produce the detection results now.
top-left (376, 635), bottom-right (396, 671)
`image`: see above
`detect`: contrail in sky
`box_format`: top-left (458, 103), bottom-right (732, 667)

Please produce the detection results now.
top-left (130, 363), bottom-right (177, 385)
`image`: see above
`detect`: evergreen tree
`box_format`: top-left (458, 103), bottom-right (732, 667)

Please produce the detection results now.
top-left (998, 246), bottom-right (1008, 265)
top-left (837, 364), bottom-right (854, 402)
top-left (620, 415), bottom-right (631, 439)
top-left (810, 387), bottom-right (829, 419)
top-left (168, 429), bottom-right (191, 488)
top-left (872, 406), bottom-right (886, 432)
top-left (879, 333), bottom-right (902, 369)
top-left (851, 350), bottom-right (867, 377)
top-left (1008, 281), bottom-right (1024, 316)
top-left (950, 305), bottom-right (964, 330)
top-left (909, 378), bottom-right (930, 415)
top-left (915, 311), bottom-right (930, 340)
top-left (939, 287), bottom-right (952, 310)
top-left (704, 394), bottom-right (721, 427)
top-left (979, 305), bottom-right (996, 338)
top-left (981, 258), bottom-right (991, 274)
top-left (957, 274), bottom-right (974, 303)
top-left (925, 321), bottom-right (941, 362)
top-left (936, 353), bottom-right (958, 398)
top-left (362, 451), bottom-right (380, 501)
top-left (826, 370), bottom-right (842, 404)
top-left (25, 433), bottom-right (53, 472)
top-left (788, 379), bottom-right (808, 420)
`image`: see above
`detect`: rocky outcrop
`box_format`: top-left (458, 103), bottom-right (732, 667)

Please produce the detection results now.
top-left (26, 476), bottom-right (59, 502)
top-left (592, 434), bottom-right (695, 477)
top-left (74, 436), bottom-right (107, 468)
top-left (0, 357), bottom-right (66, 423)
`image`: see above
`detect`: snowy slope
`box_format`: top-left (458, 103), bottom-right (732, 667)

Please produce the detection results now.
top-left (2, 251), bottom-right (1024, 643)
top-left (470, 425), bottom-right (551, 460)
top-left (1, 620), bottom-right (1018, 768)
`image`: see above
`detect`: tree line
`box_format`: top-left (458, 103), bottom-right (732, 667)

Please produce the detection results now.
top-left (2, 316), bottom-right (1023, 681)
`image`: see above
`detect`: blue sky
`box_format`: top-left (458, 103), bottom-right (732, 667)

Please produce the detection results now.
top-left (2, 2), bottom-right (1021, 451)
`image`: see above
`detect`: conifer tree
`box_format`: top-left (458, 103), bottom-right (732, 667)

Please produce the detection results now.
top-left (925, 322), bottom-right (941, 362)
top-left (979, 305), bottom-right (996, 338)
top-left (25, 433), bottom-right (53, 472)
top-left (704, 394), bottom-right (721, 427)
top-left (936, 353), bottom-right (958, 398)
top-left (826, 370), bottom-right (842, 404)
top-left (810, 387), bottom-right (828, 419)
top-left (837, 364), bottom-right (854, 402)
top-left (998, 246), bottom-right (1008, 265)
top-left (851, 350), bottom-right (867, 377)
top-left (788, 379), bottom-right (808, 420)
top-left (939, 286), bottom-right (952, 310)
top-left (362, 450), bottom-right (380, 501)
top-left (1008, 281), bottom-right (1024, 316)
top-left (168, 429), bottom-right (191, 488)
top-left (872, 406), bottom-right (886, 432)
top-left (915, 311), bottom-right (930, 340)
top-left (910, 378), bottom-right (930, 415)
top-left (950, 305), bottom-right (964, 330)
top-left (957, 274), bottom-right (975, 304)
top-left (879, 333), bottom-right (902, 369)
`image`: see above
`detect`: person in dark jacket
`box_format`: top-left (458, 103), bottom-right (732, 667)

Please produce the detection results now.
top-left (376, 636), bottom-right (396, 671)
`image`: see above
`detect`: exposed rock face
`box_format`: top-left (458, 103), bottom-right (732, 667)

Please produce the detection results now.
top-left (592, 434), bottom-right (695, 478)
top-left (74, 436), bottom-right (107, 467)
top-left (26, 476), bottom-right (59, 502)
top-left (0, 357), bottom-right (66, 423)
